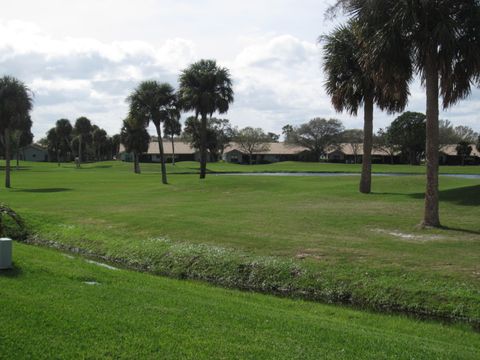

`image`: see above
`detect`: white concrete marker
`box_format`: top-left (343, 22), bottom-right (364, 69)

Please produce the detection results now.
top-left (0, 238), bottom-right (12, 269)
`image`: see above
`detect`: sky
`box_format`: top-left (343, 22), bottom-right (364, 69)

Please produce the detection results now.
top-left (1, 0), bottom-right (479, 140)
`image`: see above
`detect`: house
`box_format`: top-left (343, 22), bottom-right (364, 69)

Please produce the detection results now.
top-left (324, 143), bottom-right (401, 164)
top-left (223, 143), bottom-right (308, 164)
top-left (19, 144), bottom-right (48, 162)
top-left (119, 141), bottom-right (201, 163)
top-left (439, 144), bottom-right (480, 165)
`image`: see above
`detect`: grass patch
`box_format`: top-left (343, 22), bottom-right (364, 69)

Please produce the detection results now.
top-left (0, 243), bottom-right (479, 359)
top-left (0, 160), bottom-right (479, 326)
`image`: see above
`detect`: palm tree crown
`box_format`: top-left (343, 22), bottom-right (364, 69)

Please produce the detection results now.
top-left (178, 59), bottom-right (234, 179)
top-left (0, 75), bottom-right (33, 188)
top-left (127, 81), bottom-right (177, 184)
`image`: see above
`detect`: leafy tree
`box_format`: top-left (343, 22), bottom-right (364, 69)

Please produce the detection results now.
top-left (477, 135), bottom-right (480, 153)
top-left (373, 128), bottom-right (399, 164)
top-left (386, 112), bottom-right (426, 165)
top-left (454, 125), bottom-right (478, 143)
top-left (267, 132), bottom-right (280, 142)
top-left (338, 0), bottom-right (480, 227)
top-left (127, 81), bottom-right (177, 184)
top-left (111, 134), bottom-right (121, 159)
top-left (163, 108), bottom-right (182, 165)
top-left (178, 59), bottom-right (234, 179)
top-left (55, 119), bottom-right (73, 164)
top-left (120, 117), bottom-right (150, 174)
top-left (73, 117), bottom-right (92, 167)
top-left (456, 141), bottom-right (472, 166)
top-left (234, 127), bottom-right (270, 165)
top-left (322, 20), bottom-right (410, 193)
top-left (285, 118), bottom-right (344, 161)
top-left (0, 76), bottom-right (33, 188)
top-left (439, 120), bottom-right (460, 148)
top-left (341, 129), bottom-right (363, 164)
top-left (10, 115), bottom-right (33, 169)
top-left (182, 117), bottom-right (234, 162)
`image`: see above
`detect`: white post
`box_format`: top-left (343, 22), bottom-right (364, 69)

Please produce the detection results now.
top-left (0, 238), bottom-right (12, 269)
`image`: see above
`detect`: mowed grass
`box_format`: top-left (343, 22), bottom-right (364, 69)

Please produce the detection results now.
top-left (128, 159), bottom-right (480, 174)
top-left (0, 160), bottom-right (479, 324)
top-left (0, 243), bottom-right (479, 359)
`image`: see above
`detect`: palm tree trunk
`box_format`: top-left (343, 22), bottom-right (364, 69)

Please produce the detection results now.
top-left (16, 148), bottom-right (20, 170)
top-left (134, 152), bottom-right (141, 174)
top-left (4, 128), bottom-right (11, 188)
top-left (77, 135), bottom-right (82, 168)
top-left (199, 114), bottom-right (207, 179)
top-left (155, 125), bottom-right (168, 184)
top-left (359, 94), bottom-right (373, 194)
top-left (422, 50), bottom-right (440, 227)
top-left (171, 134), bottom-right (176, 166)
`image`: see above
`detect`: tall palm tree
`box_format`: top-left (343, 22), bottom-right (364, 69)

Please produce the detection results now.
top-left (120, 117), bottom-right (150, 174)
top-left (322, 20), bottom-right (411, 194)
top-left (55, 118), bottom-right (73, 165)
top-left (0, 76), bottom-right (33, 188)
top-left (73, 117), bottom-right (92, 168)
top-left (127, 81), bottom-right (176, 184)
top-left (47, 128), bottom-right (61, 164)
top-left (340, 0), bottom-right (480, 226)
top-left (163, 107), bottom-right (181, 166)
top-left (178, 59), bottom-right (234, 179)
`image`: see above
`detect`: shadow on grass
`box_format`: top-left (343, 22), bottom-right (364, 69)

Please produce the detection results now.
top-left (0, 166), bottom-right (32, 171)
top-left (374, 185), bottom-right (480, 207)
top-left (0, 264), bottom-right (22, 277)
top-left (440, 226), bottom-right (480, 236)
top-left (14, 188), bottom-right (72, 193)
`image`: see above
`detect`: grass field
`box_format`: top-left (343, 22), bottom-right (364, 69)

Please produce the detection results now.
top-left (1, 243), bottom-right (479, 359)
top-left (1, 160), bottom-right (479, 326)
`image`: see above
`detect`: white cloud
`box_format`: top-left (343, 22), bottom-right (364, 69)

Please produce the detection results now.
top-left (0, 16), bottom-right (479, 142)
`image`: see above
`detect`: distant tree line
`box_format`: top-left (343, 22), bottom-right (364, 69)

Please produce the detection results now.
top-left (41, 117), bottom-right (120, 166)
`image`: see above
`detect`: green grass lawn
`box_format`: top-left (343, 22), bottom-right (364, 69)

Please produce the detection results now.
top-left (126, 159), bottom-right (480, 174)
top-left (1, 243), bottom-right (479, 359)
top-left (0, 160), bottom-right (479, 325)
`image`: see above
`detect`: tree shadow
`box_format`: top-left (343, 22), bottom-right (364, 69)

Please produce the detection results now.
top-left (0, 264), bottom-right (22, 277)
top-left (439, 226), bottom-right (480, 236)
top-left (0, 166), bottom-right (32, 171)
top-left (14, 188), bottom-right (72, 193)
top-left (374, 185), bottom-right (480, 207)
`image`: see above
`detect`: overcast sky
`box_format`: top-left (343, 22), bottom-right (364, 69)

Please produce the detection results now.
top-left (1, 0), bottom-right (479, 140)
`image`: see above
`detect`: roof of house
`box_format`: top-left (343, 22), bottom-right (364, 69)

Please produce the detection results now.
top-left (21, 143), bottom-right (47, 152)
top-left (119, 140), bottom-right (480, 157)
top-left (326, 143), bottom-right (401, 156)
top-left (119, 141), bottom-right (197, 155)
top-left (224, 142), bottom-right (308, 155)
top-left (439, 144), bottom-right (480, 157)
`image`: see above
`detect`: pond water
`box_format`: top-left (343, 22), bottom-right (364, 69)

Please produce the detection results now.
top-left (216, 172), bottom-right (480, 179)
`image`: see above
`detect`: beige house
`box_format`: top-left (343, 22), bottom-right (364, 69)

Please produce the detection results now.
top-left (223, 142), bottom-right (308, 163)
top-left (119, 140), bottom-right (480, 165)
top-left (119, 141), bottom-right (200, 162)
top-left (439, 144), bottom-right (480, 165)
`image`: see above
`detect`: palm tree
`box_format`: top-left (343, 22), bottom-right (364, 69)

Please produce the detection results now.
top-left (178, 59), bottom-right (234, 179)
top-left (0, 76), bottom-right (33, 188)
top-left (163, 107), bottom-right (181, 165)
top-left (73, 117), bottom-right (92, 168)
top-left (339, 0), bottom-right (480, 226)
top-left (47, 128), bottom-right (61, 164)
top-left (120, 117), bottom-right (150, 174)
top-left (322, 20), bottom-right (411, 194)
top-left (92, 128), bottom-right (108, 161)
top-left (55, 119), bottom-right (73, 165)
top-left (127, 81), bottom-right (176, 184)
